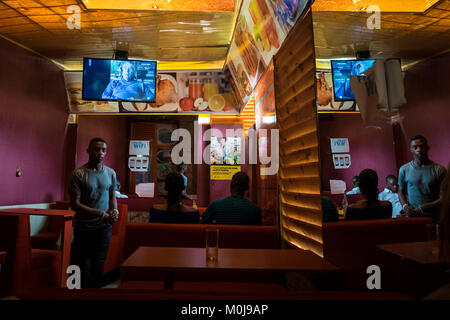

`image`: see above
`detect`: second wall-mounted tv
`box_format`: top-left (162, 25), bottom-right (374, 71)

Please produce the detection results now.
top-left (82, 58), bottom-right (157, 102)
top-left (331, 59), bottom-right (375, 101)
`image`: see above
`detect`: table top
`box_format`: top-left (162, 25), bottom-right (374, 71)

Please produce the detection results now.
top-left (0, 208), bottom-right (75, 218)
top-left (121, 247), bottom-right (339, 273)
top-left (377, 241), bottom-right (450, 265)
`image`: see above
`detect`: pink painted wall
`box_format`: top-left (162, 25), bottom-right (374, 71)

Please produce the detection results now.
top-left (397, 52), bottom-right (450, 169)
top-left (319, 114), bottom-right (397, 192)
top-left (0, 37), bottom-right (69, 205)
top-left (76, 116), bottom-right (128, 189)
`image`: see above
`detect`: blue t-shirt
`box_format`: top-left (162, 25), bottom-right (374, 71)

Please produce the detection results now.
top-left (398, 161), bottom-right (446, 208)
top-left (202, 196), bottom-right (262, 225)
top-left (68, 165), bottom-right (117, 231)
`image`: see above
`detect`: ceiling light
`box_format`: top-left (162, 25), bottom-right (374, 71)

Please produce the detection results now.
top-left (198, 115), bottom-right (211, 124)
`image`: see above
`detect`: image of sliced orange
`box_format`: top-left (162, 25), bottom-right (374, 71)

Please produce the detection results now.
top-left (208, 94), bottom-right (226, 111)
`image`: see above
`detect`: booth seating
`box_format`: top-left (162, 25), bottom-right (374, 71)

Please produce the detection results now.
top-left (117, 196), bottom-right (203, 223)
top-left (323, 217), bottom-right (433, 291)
top-left (0, 213), bottom-right (62, 297)
top-left (29, 202), bottom-right (129, 275)
top-left (322, 192), bottom-right (363, 208)
top-left (121, 223), bottom-right (282, 293)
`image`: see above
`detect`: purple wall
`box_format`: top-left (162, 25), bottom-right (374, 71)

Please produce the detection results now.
top-left (76, 116), bottom-right (128, 189)
top-left (319, 114), bottom-right (397, 192)
top-left (398, 52), bottom-right (450, 169)
top-left (0, 37), bottom-right (69, 205)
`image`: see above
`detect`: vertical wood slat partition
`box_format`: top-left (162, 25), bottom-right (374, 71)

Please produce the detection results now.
top-left (273, 10), bottom-right (323, 257)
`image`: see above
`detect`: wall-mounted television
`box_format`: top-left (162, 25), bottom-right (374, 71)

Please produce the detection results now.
top-left (82, 58), bottom-right (157, 102)
top-left (331, 59), bottom-right (375, 101)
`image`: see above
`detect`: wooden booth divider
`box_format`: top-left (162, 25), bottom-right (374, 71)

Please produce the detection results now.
top-left (273, 9), bottom-right (323, 257)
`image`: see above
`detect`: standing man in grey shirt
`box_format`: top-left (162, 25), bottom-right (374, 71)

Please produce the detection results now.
top-left (398, 135), bottom-right (446, 221)
top-left (69, 137), bottom-right (119, 288)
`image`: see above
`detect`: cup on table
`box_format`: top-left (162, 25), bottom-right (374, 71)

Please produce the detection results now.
top-left (206, 228), bottom-right (219, 261)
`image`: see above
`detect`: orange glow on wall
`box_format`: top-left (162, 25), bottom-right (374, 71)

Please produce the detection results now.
top-left (312, 0), bottom-right (440, 12)
top-left (82, 0), bottom-right (235, 12)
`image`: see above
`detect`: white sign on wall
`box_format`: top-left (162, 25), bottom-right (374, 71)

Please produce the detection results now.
top-left (330, 138), bottom-right (350, 153)
top-left (129, 140), bottom-right (150, 156)
top-left (333, 154), bottom-right (351, 169)
top-left (128, 156), bottom-right (149, 172)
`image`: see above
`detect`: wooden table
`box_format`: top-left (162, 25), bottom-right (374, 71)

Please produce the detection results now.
top-left (377, 241), bottom-right (450, 265)
top-left (0, 208), bottom-right (75, 287)
top-left (121, 246), bottom-right (339, 289)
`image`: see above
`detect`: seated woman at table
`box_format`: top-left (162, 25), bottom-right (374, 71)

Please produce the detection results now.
top-left (345, 169), bottom-right (392, 220)
top-left (149, 173), bottom-right (200, 224)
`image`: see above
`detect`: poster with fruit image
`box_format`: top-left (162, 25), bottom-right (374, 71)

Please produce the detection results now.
top-left (65, 70), bottom-right (240, 114)
top-left (316, 70), bottom-right (358, 112)
top-left (225, 0), bottom-right (312, 111)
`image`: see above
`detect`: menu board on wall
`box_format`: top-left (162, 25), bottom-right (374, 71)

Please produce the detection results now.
top-left (225, 0), bottom-right (312, 109)
top-left (65, 70), bottom-right (240, 114)
top-left (316, 70), bottom-right (359, 112)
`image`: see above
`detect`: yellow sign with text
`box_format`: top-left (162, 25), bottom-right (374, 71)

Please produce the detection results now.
top-left (210, 165), bottom-right (241, 180)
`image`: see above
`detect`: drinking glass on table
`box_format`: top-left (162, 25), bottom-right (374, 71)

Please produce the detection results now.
top-left (206, 228), bottom-right (219, 261)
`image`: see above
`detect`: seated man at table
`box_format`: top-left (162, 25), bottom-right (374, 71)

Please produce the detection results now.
top-left (202, 172), bottom-right (262, 225)
top-left (346, 169), bottom-right (392, 220)
top-left (378, 174), bottom-right (402, 217)
top-left (150, 172), bottom-right (199, 224)
top-left (346, 176), bottom-right (360, 195)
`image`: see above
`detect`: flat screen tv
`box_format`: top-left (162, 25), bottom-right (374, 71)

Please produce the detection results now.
top-left (82, 58), bottom-right (157, 102)
top-left (331, 59), bottom-right (375, 101)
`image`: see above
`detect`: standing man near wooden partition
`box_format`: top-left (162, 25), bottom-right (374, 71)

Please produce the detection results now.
top-left (69, 137), bottom-right (119, 288)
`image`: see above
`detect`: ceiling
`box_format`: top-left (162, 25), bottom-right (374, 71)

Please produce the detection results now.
top-left (0, 0), bottom-right (240, 70)
top-left (0, 0), bottom-right (448, 70)
top-left (312, 0), bottom-right (450, 67)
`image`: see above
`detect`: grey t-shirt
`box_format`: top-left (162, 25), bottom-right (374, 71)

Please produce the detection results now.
top-left (68, 164), bottom-right (117, 231)
top-left (398, 161), bottom-right (446, 209)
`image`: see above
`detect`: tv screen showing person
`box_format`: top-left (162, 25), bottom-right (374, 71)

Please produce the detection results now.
top-left (83, 58), bottom-right (156, 102)
top-left (331, 59), bottom-right (375, 101)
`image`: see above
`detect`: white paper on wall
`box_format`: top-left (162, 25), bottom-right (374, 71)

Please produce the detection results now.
top-left (330, 138), bottom-right (350, 153)
top-left (332, 153), bottom-right (351, 169)
top-left (128, 156), bottom-right (149, 172)
top-left (129, 140), bottom-right (150, 156)
top-left (135, 183), bottom-right (154, 198)
top-left (330, 180), bottom-right (347, 194)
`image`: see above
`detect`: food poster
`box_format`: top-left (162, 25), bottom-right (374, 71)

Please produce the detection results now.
top-left (225, 0), bottom-right (311, 110)
top-left (254, 63), bottom-right (275, 129)
top-left (316, 70), bottom-right (358, 112)
top-left (64, 71), bottom-right (120, 113)
top-left (210, 137), bottom-right (242, 165)
top-left (65, 70), bottom-right (239, 113)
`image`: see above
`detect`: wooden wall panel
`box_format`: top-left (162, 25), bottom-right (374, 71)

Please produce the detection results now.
top-left (274, 10), bottom-right (323, 256)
